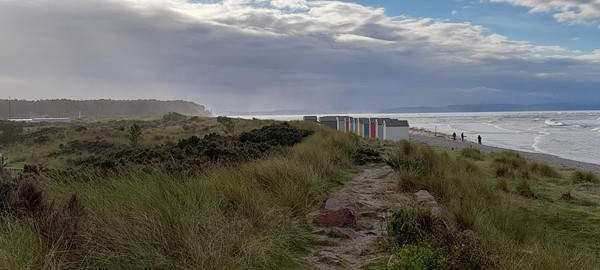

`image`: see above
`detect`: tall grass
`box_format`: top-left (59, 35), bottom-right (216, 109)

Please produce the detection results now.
top-left (0, 129), bottom-right (359, 269)
top-left (386, 142), bottom-right (598, 269)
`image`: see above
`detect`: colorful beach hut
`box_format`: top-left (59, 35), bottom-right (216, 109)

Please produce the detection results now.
top-left (370, 119), bottom-right (376, 138)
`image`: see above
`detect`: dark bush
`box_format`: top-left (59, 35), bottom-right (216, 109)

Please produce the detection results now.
top-left (163, 112), bottom-right (187, 122)
top-left (59, 140), bottom-right (115, 155)
top-left (75, 124), bottom-right (313, 174)
top-left (239, 123), bottom-right (313, 146)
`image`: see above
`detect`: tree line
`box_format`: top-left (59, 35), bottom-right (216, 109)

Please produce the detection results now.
top-left (0, 99), bottom-right (211, 119)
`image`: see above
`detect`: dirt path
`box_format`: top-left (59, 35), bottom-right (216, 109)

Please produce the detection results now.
top-left (305, 164), bottom-right (413, 269)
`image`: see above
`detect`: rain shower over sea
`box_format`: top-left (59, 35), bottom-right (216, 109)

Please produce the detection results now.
top-left (238, 111), bottom-right (600, 165)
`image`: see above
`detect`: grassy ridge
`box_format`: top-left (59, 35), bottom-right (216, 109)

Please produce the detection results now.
top-left (386, 142), bottom-right (600, 269)
top-left (0, 119), bottom-right (359, 269)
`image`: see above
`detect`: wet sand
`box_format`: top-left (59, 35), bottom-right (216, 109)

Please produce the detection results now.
top-left (409, 129), bottom-right (600, 175)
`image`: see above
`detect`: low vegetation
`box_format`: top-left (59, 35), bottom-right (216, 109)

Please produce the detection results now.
top-left (386, 141), bottom-right (600, 269)
top-left (0, 115), bottom-right (360, 269)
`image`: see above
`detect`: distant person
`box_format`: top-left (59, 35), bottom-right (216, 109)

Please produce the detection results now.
top-left (452, 132), bottom-right (457, 141)
top-left (461, 132), bottom-right (465, 142)
top-left (478, 135), bottom-right (482, 145)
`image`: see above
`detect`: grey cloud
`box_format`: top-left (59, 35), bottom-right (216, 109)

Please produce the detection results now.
top-left (0, 0), bottom-right (598, 112)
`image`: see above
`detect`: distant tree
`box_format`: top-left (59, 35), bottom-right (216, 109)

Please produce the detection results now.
top-left (216, 116), bottom-right (235, 134)
top-left (128, 124), bottom-right (143, 147)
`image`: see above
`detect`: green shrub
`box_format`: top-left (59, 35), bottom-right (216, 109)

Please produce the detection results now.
top-left (460, 148), bottom-right (483, 161)
top-left (240, 122), bottom-right (312, 146)
top-left (128, 124), bottom-right (143, 147)
top-left (571, 171), bottom-right (599, 184)
top-left (58, 140), bottom-right (116, 155)
top-left (388, 244), bottom-right (445, 270)
top-left (389, 209), bottom-right (438, 247)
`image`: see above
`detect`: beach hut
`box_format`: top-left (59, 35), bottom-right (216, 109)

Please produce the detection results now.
top-left (357, 118), bottom-right (364, 136)
top-left (383, 119), bottom-right (410, 141)
top-left (319, 116), bottom-right (338, 130)
top-left (376, 118), bottom-right (386, 141)
top-left (345, 117), bottom-right (351, 132)
top-left (370, 119), bottom-right (376, 138)
top-left (303, 116), bottom-right (318, 122)
top-left (337, 116), bottom-right (348, 132)
top-left (357, 118), bottom-right (367, 137)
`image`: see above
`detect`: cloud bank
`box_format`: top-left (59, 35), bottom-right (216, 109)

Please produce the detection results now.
top-left (0, 0), bottom-right (599, 112)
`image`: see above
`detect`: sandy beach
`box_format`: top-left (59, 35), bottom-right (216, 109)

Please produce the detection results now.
top-left (409, 129), bottom-right (600, 175)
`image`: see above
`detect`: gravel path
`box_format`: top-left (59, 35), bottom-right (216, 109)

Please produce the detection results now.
top-left (410, 130), bottom-right (600, 175)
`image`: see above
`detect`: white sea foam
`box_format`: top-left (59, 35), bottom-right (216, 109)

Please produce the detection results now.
top-left (544, 119), bottom-right (565, 126)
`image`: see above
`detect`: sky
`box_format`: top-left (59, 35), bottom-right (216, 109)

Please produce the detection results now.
top-left (0, 0), bottom-right (599, 112)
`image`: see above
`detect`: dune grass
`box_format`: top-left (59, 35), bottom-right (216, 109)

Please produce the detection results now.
top-left (0, 121), bottom-right (359, 269)
top-left (386, 141), bottom-right (600, 269)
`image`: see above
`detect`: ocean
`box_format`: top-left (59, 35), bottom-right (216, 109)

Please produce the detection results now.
top-left (234, 111), bottom-right (600, 165)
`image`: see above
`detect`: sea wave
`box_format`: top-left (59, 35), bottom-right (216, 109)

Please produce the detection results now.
top-left (592, 127), bottom-right (600, 132)
top-left (544, 119), bottom-right (565, 127)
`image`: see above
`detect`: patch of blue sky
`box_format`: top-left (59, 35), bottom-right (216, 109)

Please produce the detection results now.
top-left (346, 0), bottom-right (600, 53)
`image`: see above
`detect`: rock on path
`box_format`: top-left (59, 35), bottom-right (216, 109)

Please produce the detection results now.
top-left (304, 164), bottom-right (412, 270)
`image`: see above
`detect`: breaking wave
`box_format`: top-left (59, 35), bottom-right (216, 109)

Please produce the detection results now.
top-left (544, 119), bottom-right (565, 127)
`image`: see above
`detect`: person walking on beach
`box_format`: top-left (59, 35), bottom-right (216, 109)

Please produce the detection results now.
top-left (461, 132), bottom-right (465, 142)
top-left (453, 132), bottom-right (457, 141)
top-left (478, 135), bottom-right (482, 145)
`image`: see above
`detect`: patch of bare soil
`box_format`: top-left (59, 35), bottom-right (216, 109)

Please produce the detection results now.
top-left (304, 164), bottom-right (414, 269)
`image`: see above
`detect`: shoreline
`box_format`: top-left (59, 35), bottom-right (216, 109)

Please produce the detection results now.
top-left (409, 128), bottom-right (600, 175)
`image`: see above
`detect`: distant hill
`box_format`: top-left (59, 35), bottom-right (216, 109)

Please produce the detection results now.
top-left (380, 103), bottom-right (600, 113)
top-left (0, 99), bottom-right (211, 119)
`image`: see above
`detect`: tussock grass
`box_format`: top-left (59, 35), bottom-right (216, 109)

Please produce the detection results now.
top-left (516, 179), bottom-right (536, 198)
top-left (571, 170), bottom-right (600, 184)
top-left (1, 126), bottom-right (359, 269)
top-left (460, 148), bottom-right (484, 161)
top-left (387, 142), bottom-right (599, 269)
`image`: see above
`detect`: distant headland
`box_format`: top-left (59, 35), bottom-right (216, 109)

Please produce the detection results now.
top-left (0, 99), bottom-right (211, 119)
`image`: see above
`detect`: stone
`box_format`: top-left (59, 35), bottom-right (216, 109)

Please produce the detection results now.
top-left (358, 211), bottom-right (378, 218)
top-left (348, 246), bottom-right (366, 256)
top-left (314, 238), bottom-right (340, 247)
top-left (314, 208), bottom-right (357, 227)
top-left (324, 198), bottom-right (353, 211)
top-left (317, 251), bottom-right (343, 266)
top-left (431, 206), bottom-right (442, 217)
top-left (327, 227), bottom-right (359, 239)
top-left (356, 200), bottom-right (386, 211)
top-left (415, 190), bottom-right (438, 206)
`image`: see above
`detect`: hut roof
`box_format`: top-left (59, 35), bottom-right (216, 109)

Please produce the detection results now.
top-left (385, 119), bottom-right (409, 127)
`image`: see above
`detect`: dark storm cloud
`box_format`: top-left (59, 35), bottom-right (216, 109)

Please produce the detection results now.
top-left (0, 0), bottom-right (598, 111)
